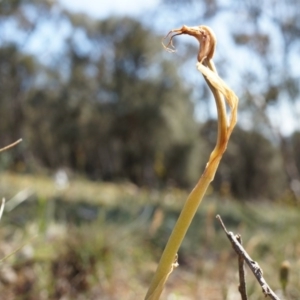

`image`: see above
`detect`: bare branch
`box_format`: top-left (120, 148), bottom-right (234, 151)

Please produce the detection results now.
top-left (0, 139), bottom-right (22, 153)
top-left (216, 215), bottom-right (281, 300)
top-left (236, 234), bottom-right (248, 300)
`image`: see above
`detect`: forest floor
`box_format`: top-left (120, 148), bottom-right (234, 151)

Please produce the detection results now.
top-left (0, 172), bottom-right (299, 299)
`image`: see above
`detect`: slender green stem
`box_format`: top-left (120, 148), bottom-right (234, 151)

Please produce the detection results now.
top-left (145, 59), bottom-right (229, 300)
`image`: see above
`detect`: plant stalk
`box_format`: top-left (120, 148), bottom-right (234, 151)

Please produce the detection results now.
top-left (145, 61), bottom-right (230, 300)
top-left (145, 25), bottom-right (238, 299)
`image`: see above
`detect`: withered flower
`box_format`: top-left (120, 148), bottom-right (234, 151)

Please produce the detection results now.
top-left (163, 25), bottom-right (216, 63)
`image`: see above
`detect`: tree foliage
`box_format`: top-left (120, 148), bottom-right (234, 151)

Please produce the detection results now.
top-left (0, 1), bottom-right (298, 200)
top-left (0, 3), bottom-right (204, 187)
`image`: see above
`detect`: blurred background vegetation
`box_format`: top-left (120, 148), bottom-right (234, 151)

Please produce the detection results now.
top-left (0, 0), bottom-right (300, 299)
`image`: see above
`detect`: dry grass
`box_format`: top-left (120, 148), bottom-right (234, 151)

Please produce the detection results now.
top-left (0, 172), bottom-right (299, 299)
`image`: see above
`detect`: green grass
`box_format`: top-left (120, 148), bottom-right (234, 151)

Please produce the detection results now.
top-left (0, 172), bottom-right (299, 299)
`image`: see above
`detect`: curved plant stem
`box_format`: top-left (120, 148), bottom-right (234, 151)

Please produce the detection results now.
top-left (145, 25), bottom-right (238, 300)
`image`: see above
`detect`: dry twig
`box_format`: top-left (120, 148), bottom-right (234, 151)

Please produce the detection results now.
top-left (216, 215), bottom-right (281, 300)
top-left (0, 139), bottom-right (22, 153)
top-left (236, 234), bottom-right (248, 300)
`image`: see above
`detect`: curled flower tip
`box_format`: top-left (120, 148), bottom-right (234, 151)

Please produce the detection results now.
top-left (162, 28), bottom-right (184, 53)
top-left (162, 25), bottom-right (216, 63)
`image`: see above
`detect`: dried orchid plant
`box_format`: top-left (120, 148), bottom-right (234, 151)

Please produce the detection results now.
top-left (145, 25), bottom-right (238, 300)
